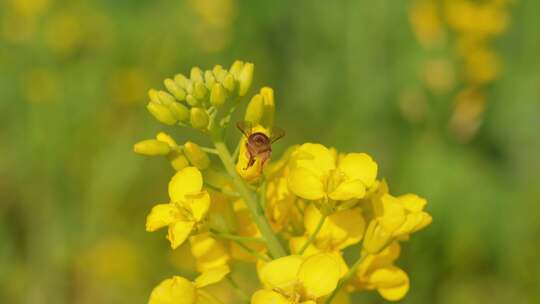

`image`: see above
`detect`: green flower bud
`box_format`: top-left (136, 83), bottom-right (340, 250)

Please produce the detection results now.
top-left (238, 63), bottom-right (254, 96)
top-left (210, 83), bottom-right (227, 107)
top-left (133, 139), bottom-right (171, 156)
top-left (245, 94), bottom-right (264, 124)
top-left (186, 94), bottom-right (199, 106)
top-left (164, 78), bottom-right (186, 101)
top-left (184, 141), bottom-right (210, 170)
top-left (204, 70), bottom-right (216, 88)
top-left (229, 60), bottom-right (244, 78)
top-left (146, 102), bottom-right (177, 125)
top-left (168, 101), bottom-right (190, 122)
top-left (190, 67), bottom-right (204, 83)
top-left (223, 73), bottom-right (236, 93)
top-left (168, 151), bottom-right (190, 171)
top-left (190, 107), bottom-right (209, 130)
top-left (193, 82), bottom-right (208, 101)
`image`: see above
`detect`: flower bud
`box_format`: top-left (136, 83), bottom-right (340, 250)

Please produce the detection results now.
top-left (213, 65), bottom-right (227, 82)
top-left (184, 141), bottom-right (210, 170)
top-left (148, 89), bottom-right (160, 104)
top-left (229, 60), bottom-right (244, 78)
top-left (133, 139), bottom-right (171, 156)
top-left (168, 101), bottom-right (190, 122)
top-left (222, 73), bottom-right (236, 93)
top-left (210, 83), bottom-right (227, 107)
top-left (238, 62), bottom-right (254, 96)
top-left (164, 78), bottom-right (186, 101)
top-left (156, 132), bottom-right (178, 147)
top-left (260, 87), bottom-right (275, 128)
top-left (194, 82), bottom-right (208, 101)
top-left (174, 74), bottom-right (190, 89)
top-left (190, 107), bottom-right (209, 130)
top-left (190, 67), bottom-right (204, 83)
top-left (245, 94), bottom-right (264, 124)
top-left (147, 102), bottom-right (177, 125)
top-left (157, 90), bottom-right (177, 105)
top-left (204, 70), bottom-right (216, 88)
top-left (168, 151), bottom-right (190, 171)
top-left (186, 94), bottom-right (199, 106)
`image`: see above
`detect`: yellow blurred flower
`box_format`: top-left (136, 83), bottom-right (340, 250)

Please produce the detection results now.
top-left (288, 143), bottom-right (378, 203)
top-left (190, 233), bottom-right (230, 272)
top-left (253, 253), bottom-right (341, 303)
top-left (146, 167), bottom-right (211, 249)
top-left (409, 0), bottom-right (446, 49)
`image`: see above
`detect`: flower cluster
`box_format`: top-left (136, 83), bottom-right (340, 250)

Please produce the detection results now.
top-left (407, 0), bottom-right (512, 142)
top-left (134, 61), bottom-right (432, 303)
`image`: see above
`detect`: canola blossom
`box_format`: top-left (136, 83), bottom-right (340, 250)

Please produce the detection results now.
top-left (134, 61), bottom-right (432, 303)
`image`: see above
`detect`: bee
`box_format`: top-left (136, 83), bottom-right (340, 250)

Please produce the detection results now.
top-left (236, 121), bottom-right (285, 171)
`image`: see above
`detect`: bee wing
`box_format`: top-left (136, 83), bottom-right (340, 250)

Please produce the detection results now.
top-left (270, 126), bottom-right (285, 143)
top-left (236, 120), bottom-right (253, 138)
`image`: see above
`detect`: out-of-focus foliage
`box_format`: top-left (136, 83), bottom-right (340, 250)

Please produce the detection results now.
top-left (0, 0), bottom-right (539, 303)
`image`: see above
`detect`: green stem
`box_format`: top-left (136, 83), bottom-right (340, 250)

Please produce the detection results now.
top-left (213, 141), bottom-right (287, 258)
top-left (198, 290), bottom-right (225, 304)
top-left (211, 229), bottom-right (266, 243)
top-left (324, 251), bottom-right (369, 303)
top-left (298, 213), bottom-right (327, 255)
top-left (204, 183), bottom-right (240, 197)
top-left (227, 276), bottom-right (249, 302)
top-left (232, 238), bottom-right (271, 261)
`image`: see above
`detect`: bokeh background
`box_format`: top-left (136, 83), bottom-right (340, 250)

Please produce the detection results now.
top-left (1, 0), bottom-right (539, 303)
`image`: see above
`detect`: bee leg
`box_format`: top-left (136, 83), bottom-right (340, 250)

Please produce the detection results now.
top-left (244, 156), bottom-right (256, 170)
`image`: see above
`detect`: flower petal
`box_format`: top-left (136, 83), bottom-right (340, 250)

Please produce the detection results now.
top-left (186, 191), bottom-right (211, 222)
top-left (259, 255), bottom-right (303, 291)
top-left (167, 221), bottom-right (194, 249)
top-left (251, 289), bottom-right (289, 304)
top-left (148, 276), bottom-right (196, 304)
top-left (193, 265), bottom-right (230, 288)
top-left (288, 167), bottom-right (325, 200)
top-left (169, 167), bottom-right (203, 203)
top-left (338, 153), bottom-right (378, 188)
top-left (298, 253), bottom-right (340, 298)
top-left (190, 233), bottom-right (230, 272)
top-left (328, 179), bottom-right (366, 201)
top-left (146, 203), bottom-right (178, 232)
top-left (398, 194), bottom-right (427, 212)
top-left (292, 143), bottom-right (336, 177)
top-left (370, 266), bottom-right (409, 301)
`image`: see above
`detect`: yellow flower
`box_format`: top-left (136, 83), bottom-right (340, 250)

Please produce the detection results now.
top-left (149, 265), bottom-right (230, 304)
top-left (189, 233), bottom-right (230, 272)
top-left (290, 204), bottom-right (365, 253)
top-left (363, 183), bottom-right (432, 253)
top-left (252, 253), bottom-right (341, 303)
top-left (351, 242), bottom-right (409, 301)
top-left (288, 143), bottom-right (378, 202)
top-left (146, 167), bottom-right (211, 249)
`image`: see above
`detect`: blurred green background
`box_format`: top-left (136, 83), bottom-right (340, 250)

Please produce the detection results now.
top-left (1, 0), bottom-right (539, 303)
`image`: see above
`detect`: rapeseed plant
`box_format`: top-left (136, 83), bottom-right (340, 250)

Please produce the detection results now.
top-left (134, 61), bottom-right (432, 303)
